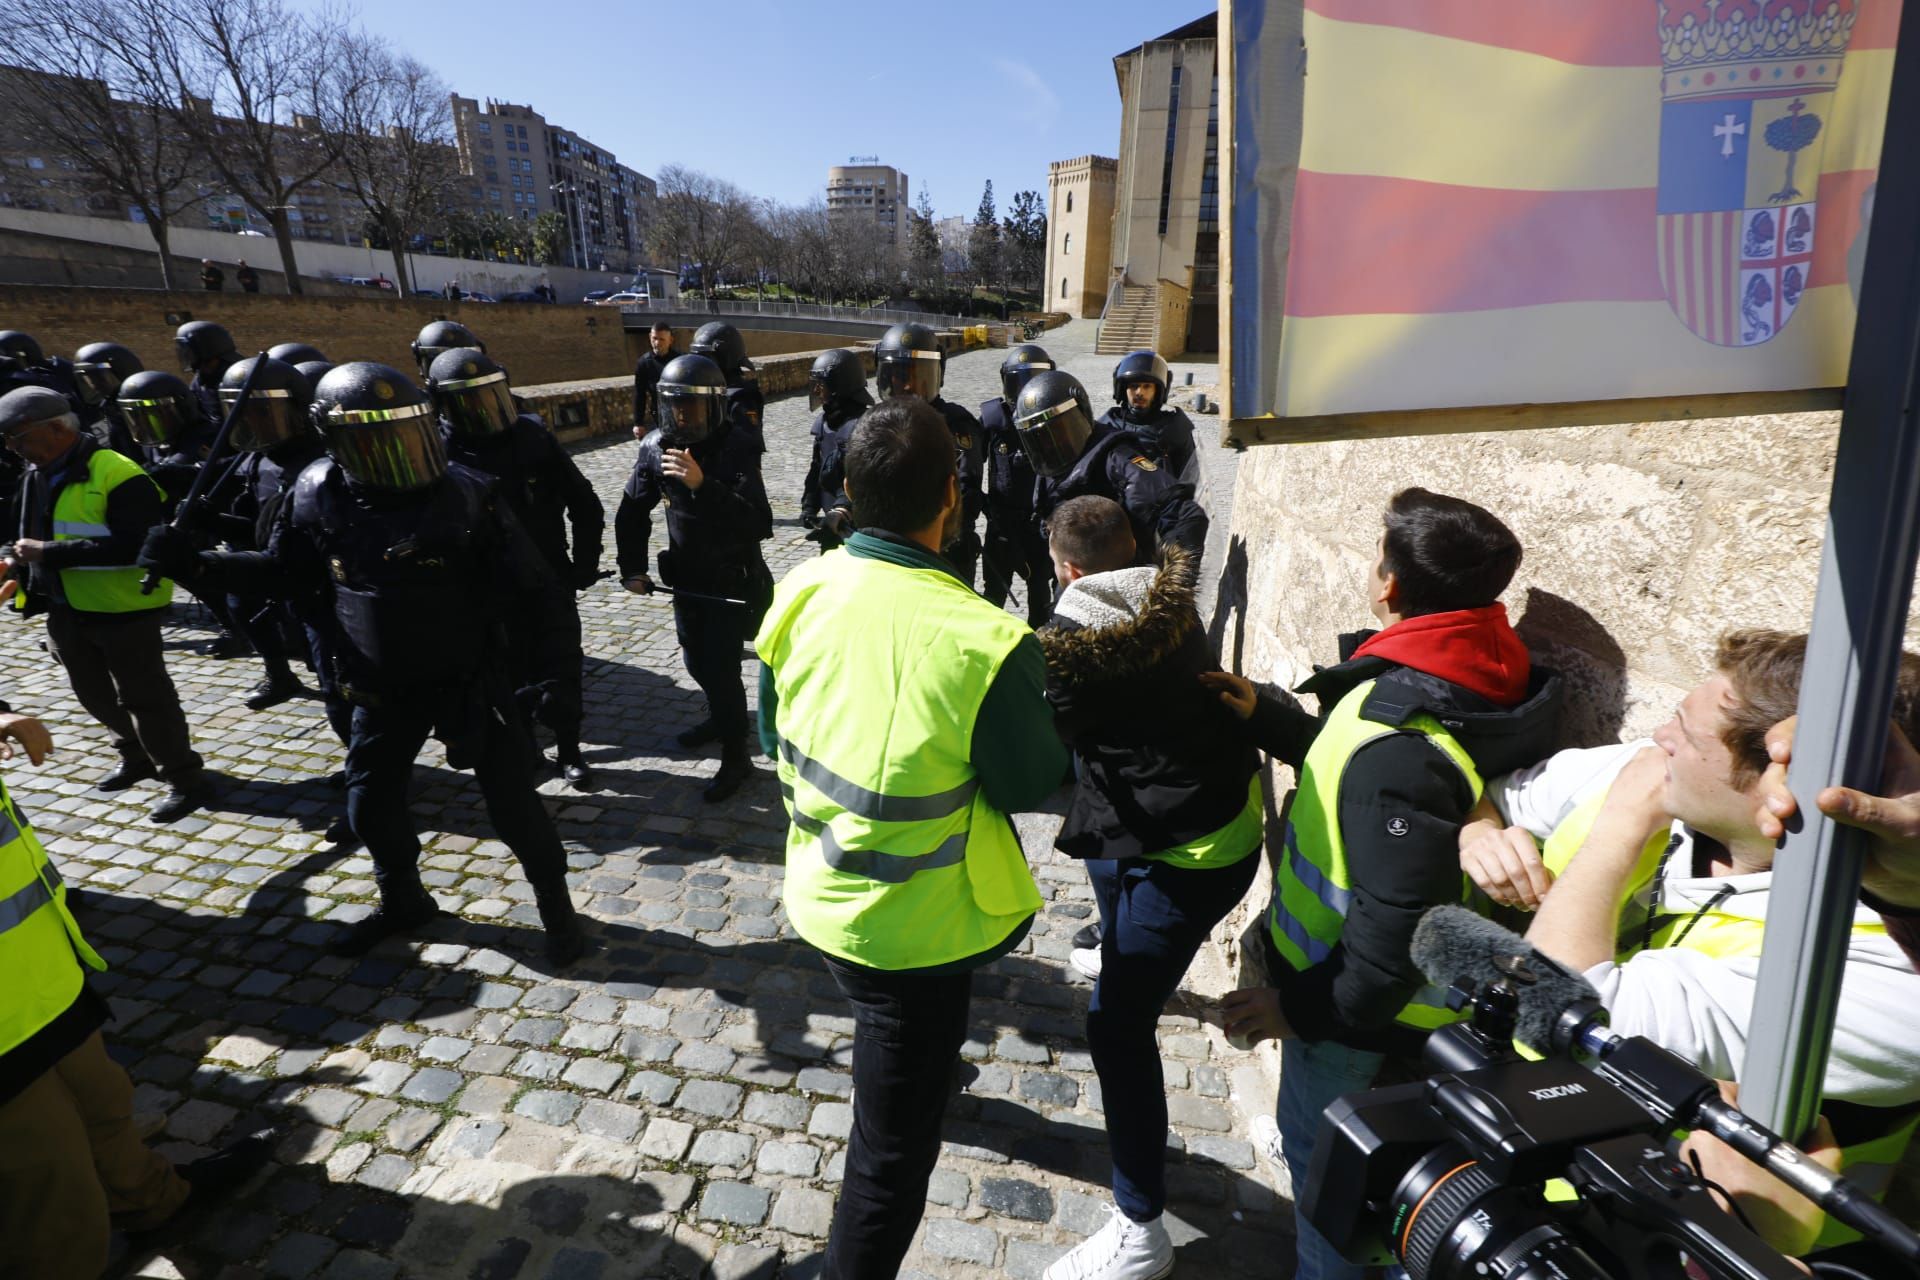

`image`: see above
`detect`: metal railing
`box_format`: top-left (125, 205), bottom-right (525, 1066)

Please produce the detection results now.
top-left (615, 297), bottom-right (981, 328)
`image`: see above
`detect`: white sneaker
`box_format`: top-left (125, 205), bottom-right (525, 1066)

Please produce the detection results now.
top-left (1069, 946), bottom-right (1103, 980)
top-left (1044, 1204), bottom-right (1174, 1280)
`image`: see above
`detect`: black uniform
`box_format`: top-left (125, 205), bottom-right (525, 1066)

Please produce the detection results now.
top-left (978, 397), bottom-right (1050, 626)
top-left (443, 413), bottom-right (603, 765)
top-left (182, 460), bottom-right (580, 921)
top-left (800, 406), bottom-right (860, 551)
top-left (188, 368), bottom-right (228, 431)
top-left (931, 397), bottom-right (985, 587)
top-left (617, 408), bottom-right (773, 748)
top-left (1099, 405), bottom-right (1199, 489)
top-left (632, 345), bottom-right (678, 428)
top-left (1032, 425), bottom-right (1209, 568)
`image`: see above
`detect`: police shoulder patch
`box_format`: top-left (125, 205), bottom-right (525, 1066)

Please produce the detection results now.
top-left (1129, 455), bottom-right (1159, 472)
top-left (1385, 816), bottom-right (1410, 837)
top-left (956, 433), bottom-right (973, 449)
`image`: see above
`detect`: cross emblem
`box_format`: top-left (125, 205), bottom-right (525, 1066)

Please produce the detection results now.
top-left (1714, 113), bottom-right (1747, 157)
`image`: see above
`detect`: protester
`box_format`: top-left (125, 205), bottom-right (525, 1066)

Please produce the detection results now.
top-left (1216, 488), bottom-right (1560, 1280)
top-left (1035, 496), bottom-right (1262, 1280)
top-left (199, 259), bottom-right (223, 292)
top-left (755, 398), bottom-right (1066, 1278)
top-left (235, 260), bottom-right (259, 293)
top-left (631, 319), bottom-right (678, 441)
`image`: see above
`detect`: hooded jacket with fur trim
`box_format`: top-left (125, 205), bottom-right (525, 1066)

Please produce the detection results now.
top-left (1039, 549), bottom-right (1262, 861)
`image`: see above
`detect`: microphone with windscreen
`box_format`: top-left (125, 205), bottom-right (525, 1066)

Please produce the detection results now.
top-left (1409, 904), bottom-right (1607, 1054)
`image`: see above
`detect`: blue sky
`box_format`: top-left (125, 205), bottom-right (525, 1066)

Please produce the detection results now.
top-left (282, 0), bottom-right (1208, 218)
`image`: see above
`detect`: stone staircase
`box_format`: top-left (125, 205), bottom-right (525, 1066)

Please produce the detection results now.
top-left (1096, 283), bottom-right (1158, 354)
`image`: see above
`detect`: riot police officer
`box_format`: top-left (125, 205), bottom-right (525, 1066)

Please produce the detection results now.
top-left (409, 320), bottom-right (483, 379)
top-left (0, 331), bottom-right (82, 410)
top-left (174, 320), bottom-right (238, 426)
top-left (139, 361), bottom-right (588, 963)
top-left (208, 356), bottom-right (325, 712)
top-left (425, 348), bottom-right (602, 786)
top-left (799, 349), bottom-right (871, 552)
top-left (688, 322), bottom-right (764, 437)
top-left (617, 353), bottom-right (773, 803)
top-left (1100, 350), bottom-right (1198, 485)
top-left (874, 323), bottom-right (985, 586)
top-left (980, 344), bottom-right (1053, 626)
top-left (1015, 369), bottom-right (1207, 568)
top-left (70, 341), bottom-right (144, 455)
top-left (293, 359), bottom-right (335, 391)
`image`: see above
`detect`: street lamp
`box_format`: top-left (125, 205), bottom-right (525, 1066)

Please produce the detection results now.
top-left (550, 181), bottom-right (591, 272)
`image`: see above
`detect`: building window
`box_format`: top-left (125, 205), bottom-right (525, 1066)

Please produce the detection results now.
top-left (478, 121), bottom-right (491, 134)
top-left (1060, 277), bottom-right (1068, 299)
top-left (1063, 232), bottom-right (1071, 255)
top-left (1157, 63), bottom-right (1183, 235)
top-left (1066, 191), bottom-right (1073, 213)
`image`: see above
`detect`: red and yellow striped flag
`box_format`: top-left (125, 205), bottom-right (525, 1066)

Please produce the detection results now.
top-left (1275, 0), bottom-right (1901, 419)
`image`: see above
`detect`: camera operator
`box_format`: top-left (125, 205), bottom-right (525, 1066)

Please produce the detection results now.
top-left (1471, 630), bottom-right (1920, 1256)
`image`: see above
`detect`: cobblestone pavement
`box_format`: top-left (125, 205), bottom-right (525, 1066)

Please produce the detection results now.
top-left (5, 321), bottom-right (1288, 1279)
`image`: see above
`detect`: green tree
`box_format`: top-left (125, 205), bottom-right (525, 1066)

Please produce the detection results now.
top-left (1000, 189), bottom-right (1046, 297)
top-left (908, 186), bottom-right (942, 291)
top-left (967, 179), bottom-right (1001, 288)
top-left (531, 210), bottom-right (570, 265)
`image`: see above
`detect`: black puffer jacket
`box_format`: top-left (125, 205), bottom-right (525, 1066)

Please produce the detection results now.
top-left (1039, 549), bottom-right (1260, 860)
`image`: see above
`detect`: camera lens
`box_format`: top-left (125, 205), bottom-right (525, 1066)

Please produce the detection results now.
top-left (1391, 1146), bottom-right (1612, 1280)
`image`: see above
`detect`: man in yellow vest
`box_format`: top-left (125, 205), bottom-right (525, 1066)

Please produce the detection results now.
top-left (756, 397), bottom-right (1067, 1278)
top-left (0, 699), bottom-right (269, 1277)
top-left (1215, 488), bottom-right (1561, 1280)
top-left (1470, 630), bottom-right (1920, 1261)
top-left (0, 387), bottom-right (208, 822)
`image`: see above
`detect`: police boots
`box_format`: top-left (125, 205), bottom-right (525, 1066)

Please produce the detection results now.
top-left (702, 739), bottom-right (754, 804)
top-left (536, 885), bottom-right (588, 966)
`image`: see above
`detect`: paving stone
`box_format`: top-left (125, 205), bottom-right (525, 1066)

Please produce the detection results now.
top-left (697, 1181), bottom-right (771, 1227)
top-left (978, 1176), bottom-right (1055, 1222)
top-left (560, 1057), bottom-right (625, 1093)
top-left (928, 1168), bottom-right (972, 1209)
top-left (1167, 1094), bottom-right (1233, 1133)
top-left (576, 1099), bottom-right (643, 1142)
top-left (637, 1116), bottom-right (694, 1160)
top-left (444, 1118), bottom-right (504, 1158)
top-left (924, 1217), bottom-right (999, 1265)
top-left (770, 1186), bottom-right (835, 1237)
top-left (676, 1078), bottom-right (743, 1118)
top-left (455, 1076), bottom-right (518, 1117)
top-left (689, 1128), bottom-right (755, 1167)
top-left (709, 1243), bottom-right (780, 1280)
top-left (166, 1099), bottom-right (236, 1143)
top-left (1006, 1240), bottom-right (1070, 1280)
top-left (995, 1032), bottom-right (1050, 1064)
top-left (806, 1101), bottom-right (853, 1140)
top-left (622, 1070), bottom-right (678, 1105)
top-left (1018, 1072), bottom-right (1080, 1108)
top-left (398, 1067), bottom-right (463, 1105)
top-left (742, 1091), bottom-right (811, 1130)
top-left (513, 1090), bottom-right (582, 1126)
top-left (755, 1140), bottom-right (820, 1177)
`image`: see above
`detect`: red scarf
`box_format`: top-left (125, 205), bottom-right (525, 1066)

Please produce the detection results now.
top-left (1350, 604), bottom-right (1530, 707)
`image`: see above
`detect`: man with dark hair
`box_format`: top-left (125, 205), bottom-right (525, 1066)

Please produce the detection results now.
top-left (755, 397), bottom-right (1065, 1278)
top-left (1462, 630), bottom-right (1920, 1259)
top-left (1038, 494), bottom-right (1264, 1280)
top-left (199, 259), bottom-right (223, 292)
top-left (1215, 487), bottom-right (1561, 1280)
top-left (631, 320), bottom-right (678, 440)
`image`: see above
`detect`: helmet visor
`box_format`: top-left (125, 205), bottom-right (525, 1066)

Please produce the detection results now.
top-left (808, 375), bottom-right (830, 413)
top-left (72, 362), bottom-right (123, 407)
top-left (1001, 361), bottom-right (1053, 408)
top-left (1015, 396), bottom-right (1094, 477)
top-left (435, 370), bottom-right (516, 437)
top-left (220, 386), bottom-right (302, 451)
top-left (117, 394), bottom-right (188, 446)
top-left (657, 381), bottom-right (725, 446)
top-left (320, 402), bottom-right (447, 491)
top-left (877, 350), bottom-right (941, 401)
top-left (411, 342), bottom-right (453, 376)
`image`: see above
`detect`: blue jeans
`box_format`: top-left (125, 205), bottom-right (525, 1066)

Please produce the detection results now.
top-left (1087, 853), bottom-right (1260, 1222)
top-left (1279, 1037), bottom-right (1386, 1280)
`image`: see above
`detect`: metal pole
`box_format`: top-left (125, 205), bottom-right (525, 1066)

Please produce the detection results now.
top-left (1742, 1), bottom-right (1920, 1140)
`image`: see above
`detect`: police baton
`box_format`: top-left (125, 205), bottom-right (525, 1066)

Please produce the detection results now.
top-left (139, 349), bottom-right (269, 595)
top-left (602, 571), bottom-right (747, 608)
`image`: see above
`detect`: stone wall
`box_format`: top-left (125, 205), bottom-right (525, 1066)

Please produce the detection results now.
top-left (1211, 408), bottom-right (1918, 1081)
top-left (0, 284), bottom-right (631, 386)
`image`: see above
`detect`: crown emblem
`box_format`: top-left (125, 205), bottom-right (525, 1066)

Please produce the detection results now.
top-left (1658, 1), bottom-right (1856, 100)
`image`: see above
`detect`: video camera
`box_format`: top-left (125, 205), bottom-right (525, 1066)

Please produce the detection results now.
top-left (1299, 907), bottom-right (1920, 1280)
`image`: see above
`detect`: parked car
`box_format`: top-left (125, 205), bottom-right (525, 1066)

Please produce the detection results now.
top-left (500, 290), bottom-right (549, 303)
top-left (582, 288), bottom-right (616, 303)
top-left (462, 291), bottom-right (497, 303)
top-left (598, 292), bottom-right (649, 306)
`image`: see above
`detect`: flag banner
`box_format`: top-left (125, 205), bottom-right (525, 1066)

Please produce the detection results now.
top-left (1231, 0), bottom-right (1902, 429)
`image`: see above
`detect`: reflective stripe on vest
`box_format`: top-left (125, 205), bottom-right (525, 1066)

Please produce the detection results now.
top-left (758, 550), bottom-right (1041, 971)
top-left (0, 779), bottom-right (107, 1058)
top-left (50, 448), bottom-right (172, 611)
top-left (1267, 677), bottom-right (1484, 1032)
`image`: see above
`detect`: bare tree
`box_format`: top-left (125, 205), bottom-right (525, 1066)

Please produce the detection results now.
top-left (647, 164), bottom-right (756, 305)
top-left (7, 0), bottom-right (207, 290)
top-left (321, 33), bottom-right (457, 294)
top-left (160, 0), bottom-right (350, 293)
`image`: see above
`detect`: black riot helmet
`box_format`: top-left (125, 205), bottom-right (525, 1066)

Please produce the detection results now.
top-left (294, 360), bottom-right (336, 394)
top-left (999, 343), bottom-right (1055, 410)
top-left (808, 348), bottom-right (872, 415)
top-left (0, 330), bottom-right (45, 374)
top-left (174, 320), bottom-right (236, 375)
top-left (410, 320), bottom-right (483, 377)
top-left (267, 341), bottom-right (328, 366)
top-left (654, 353), bottom-right (729, 447)
top-left (426, 347), bottom-right (517, 438)
top-left (220, 355), bottom-right (312, 452)
top-left (71, 341), bottom-right (145, 407)
top-left (1112, 349), bottom-right (1171, 422)
top-left (310, 361), bottom-right (446, 492)
top-left (116, 369), bottom-right (201, 447)
top-left (689, 322), bottom-right (752, 386)
top-left (875, 323), bottom-right (943, 401)
top-left (1013, 369), bottom-right (1097, 478)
